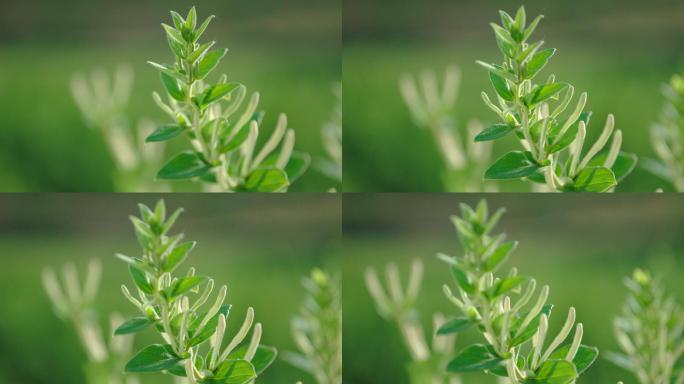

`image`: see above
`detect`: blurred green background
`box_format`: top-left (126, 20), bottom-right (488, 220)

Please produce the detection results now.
top-left (343, 0), bottom-right (684, 191)
top-left (0, 0), bottom-right (340, 191)
top-left (0, 194), bottom-right (341, 383)
top-left (343, 194), bottom-right (684, 383)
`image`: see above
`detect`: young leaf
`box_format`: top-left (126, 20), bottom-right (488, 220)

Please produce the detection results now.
top-left (220, 125), bottom-right (250, 153)
top-left (437, 317), bottom-right (474, 335)
top-left (528, 83), bottom-right (567, 105)
top-left (485, 241), bottom-right (517, 272)
top-left (163, 241), bottom-right (196, 272)
top-left (201, 82), bottom-right (240, 107)
top-left (115, 317), bottom-right (154, 335)
top-left (451, 266), bottom-right (475, 294)
top-left (226, 345), bottom-right (278, 375)
top-left (166, 276), bottom-right (206, 298)
top-left (125, 344), bottom-right (183, 372)
top-left (526, 359), bottom-right (577, 384)
top-left (549, 344), bottom-right (599, 375)
top-left (157, 151), bottom-right (212, 180)
top-left (510, 304), bottom-right (554, 347)
top-left (488, 275), bottom-right (525, 298)
top-left (566, 166), bottom-right (617, 192)
top-left (196, 49), bottom-right (228, 79)
top-left (475, 123), bottom-right (515, 142)
top-left (588, 151), bottom-right (638, 182)
top-left (129, 265), bottom-right (154, 294)
top-left (161, 72), bottom-right (185, 101)
top-left (241, 168), bottom-right (289, 192)
top-left (208, 359), bottom-right (257, 384)
top-left (447, 344), bottom-right (505, 373)
top-left (284, 152), bottom-right (311, 183)
top-left (524, 48), bottom-right (556, 79)
top-left (484, 151), bottom-right (541, 179)
top-left (188, 304), bottom-right (230, 347)
top-left (146, 124), bottom-right (185, 142)
top-left (490, 71), bottom-right (514, 101)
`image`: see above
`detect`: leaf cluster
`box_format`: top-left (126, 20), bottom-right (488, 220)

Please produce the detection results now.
top-left (285, 269), bottom-right (343, 384)
top-left (644, 74), bottom-right (684, 191)
top-left (476, 7), bottom-right (636, 192)
top-left (148, 7), bottom-right (309, 191)
top-left (438, 200), bottom-right (597, 383)
top-left (607, 269), bottom-right (684, 384)
top-left (116, 200), bottom-right (276, 383)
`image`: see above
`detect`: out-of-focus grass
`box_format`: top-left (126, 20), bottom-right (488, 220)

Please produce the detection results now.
top-left (343, 42), bottom-right (683, 192)
top-left (342, 194), bottom-right (684, 383)
top-left (0, 42), bottom-right (340, 191)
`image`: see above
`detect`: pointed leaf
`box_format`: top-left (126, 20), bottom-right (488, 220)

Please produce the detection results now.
top-left (147, 124), bottom-right (185, 142)
top-left (157, 151), bottom-right (212, 180)
top-left (485, 151), bottom-right (540, 179)
top-left (125, 344), bottom-right (182, 372)
top-left (115, 317), bottom-right (154, 335)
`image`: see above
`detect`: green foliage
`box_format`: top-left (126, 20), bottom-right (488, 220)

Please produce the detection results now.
top-left (42, 259), bottom-right (138, 384)
top-left (607, 269), bottom-right (684, 384)
top-left (285, 268), bottom-right (342, 384)
top-left (116, 200), bottom-right (276, 382)
top-left (400, 66), bottom-right (496, 192)
top-left (644, 74), bottom-right (684, 191)
top-left (148, 6), bottom-right (309, 191)
top-left (365, 259), bottom-right (458, 383)
top-left (315, 84), bottom-right (343, 188)
top-left (440, 200), bottom-right (597, 382)
top-left (477, 6), bottom-right (637, 192)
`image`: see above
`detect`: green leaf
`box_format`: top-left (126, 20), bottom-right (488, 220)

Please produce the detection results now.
top-left (206, 359), bottom-right (256, 384)
top-left (185, 6), bottom-right (197, 32)
top-left (170, 11), bottom-right (185, 30)
top-left (475, 124), bottom-right (515, 142)
top-left (166, 276), bottom-right (206, 299)
top-left (146, 124), bottom-right (185, 142)
top-left (188, 41), bottom-right (215, 63)
top-left (161, 72), bottom-right (184, 101)
top-left (447, 344), bottom-right (504, 373)
top-left (476, 61), bottom-right (516, 82)
top-left (588, 151), bottom-right (638, 183)
top-left (525, 48), bottom-right (556, 79)
top-left (220, 125), bottom-right (250, 153)
top-left (202, 83), bottom-right (240, 106)
top-left (241, 168), bottom-right (289, 192)
top-left (549, 344), bottom-right (599, 375)
top-left (436, 317), bottom-right (474, 335)
top-left (450, 265), bottom-right (475, 294)
top-left (489, 275), bottom-right (525, 298)
top-left (129, 265), bottom-right (154, 294)
top-left (163, 241), bottom-right (196, 272)
top-left (194, 15), bottom-right (215, 42)
top-left (226, 345), bottom-right (277, 375)
top-left (485, 241), bottom-right (517, 272)
top-left (489, 71), bottom-right (514, 101)
top-left (528, 83), bottom-right (567, 105)
top-left (115, 317), bottom-right (153, 335)
top-left (524, 359), bottom-right (577, 384)
top-left (188, 304), bottom-right (230, 347)
top-left (510, 304), bottom-right (553, 347)
top-left (547, 122), bottom-right (578, 154)
top-left (566, 166), bottom-right (617, 192)
top-left (284, 152), bottom-right (311, 183)
top-left (196, 49), bottom-right (228, 79)
top-left (125, 344), bottom-right (182, 373)
top-left (523, 15), bottom-right (544, 41)
top-left (485, 151), bottom-right (541, 179)
top-left (157, 151), bottom-right (212, 180)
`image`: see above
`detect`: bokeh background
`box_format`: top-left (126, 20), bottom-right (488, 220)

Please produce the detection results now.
top-left (343, 0), bottom-right (684, 191)
top-left (343, 194), bottom-right (684, 383)
top-left (0, 194), bottom-right (341, 383)
top-left (0, 0), bottom-right (340, 191)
